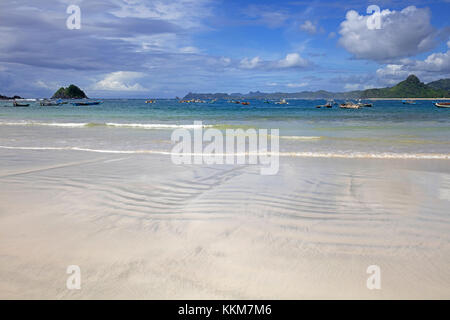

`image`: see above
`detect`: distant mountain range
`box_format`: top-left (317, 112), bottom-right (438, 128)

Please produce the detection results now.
top-left (183, 75), bottom-right (450, 100)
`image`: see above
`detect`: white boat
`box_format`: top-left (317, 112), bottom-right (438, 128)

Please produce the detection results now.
top-left (435, 102), bottom-right (450, 108)
top-left (275, 98), bottom-right (288, 105)
top-left (39, 99), bottom-right (61, 106)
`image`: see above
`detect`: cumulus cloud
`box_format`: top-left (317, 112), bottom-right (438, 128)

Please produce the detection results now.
top-left (239, 56), bottom-right (263, 69)
top-left (338, 6), bottom-right (437, 62)
top-left (300, 20), bottom-right (317, 34)
top-left (277, 53), bottom-right (309, 68)
top-left (92, 71), bottom-right (147, 91)
top-left (239, 53), bottom-right (310, 70)
top-left (376, 41), bottom-right (450, 83)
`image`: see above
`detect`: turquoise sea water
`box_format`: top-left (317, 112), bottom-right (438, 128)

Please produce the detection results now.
top-left (1, 99), bottom-right (449, 157)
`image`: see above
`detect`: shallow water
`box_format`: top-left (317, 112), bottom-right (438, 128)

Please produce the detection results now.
top-left (1, 99), bottom-right (449, 157)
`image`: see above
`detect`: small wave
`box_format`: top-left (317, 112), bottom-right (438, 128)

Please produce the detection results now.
top-left (279, 135), bottom-right (322, 140)
top-left (0, 145), bottom-right (448, 160)
top-left (0, 121), bottom-right (89, 128)
top-left (105, 123), bottom-right (210, 129)
top-left (279, 151), bottom-right (450, 159)
top-left (0, 121), bottom-right (212, 129)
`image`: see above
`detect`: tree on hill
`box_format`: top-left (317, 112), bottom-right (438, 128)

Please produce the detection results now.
top-left (360, 75), bottom-right (447, 98)
top-left (51, 84), bottom-right (88, 99)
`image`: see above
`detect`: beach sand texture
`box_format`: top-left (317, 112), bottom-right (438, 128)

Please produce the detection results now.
top-left (0, 149), bottom-right (449, 299)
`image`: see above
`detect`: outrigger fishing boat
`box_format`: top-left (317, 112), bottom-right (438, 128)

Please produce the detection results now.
top-left (241, 101), bottom-right (250, 105)
top-left (145, 100), bottom-right (155, 103)
top-left (402, 100), bottom-right (416, 105)
top-left (340, 101), bottom-right (360, 109)
top-left (13, 100), bottom-right (29, 107)
top-left (435, 102), bottom-right (450, 108)
top-left (357, 99), bottom-right (373, 107)
top-left (71, 101), bottom-right (102, 106)
top-left (40, 99), bottom-right (61, 106)
top-left (316, 100), bottom-right (333, 108)
top-left (275, 98), bottom-right (288, 105)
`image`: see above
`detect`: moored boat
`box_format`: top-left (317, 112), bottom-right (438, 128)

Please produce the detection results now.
top-left (402, 100), bottom-right (416, 105)
top-left (435, 102), bottom-right (450, 108)
top-left (71, 101), bottom-right (102, 106)
top-left (39, 99), bottom-right (61, 106)
top-left (275, 98), bottom-right (288, 105)
top-left (357, 99), bottom-right (372, 107)
top-left (316, 100), bottom-right (333, 108)
top-left (13, 101), bottom-right (30, 107)
top-left (340, 102), bottom-right (360, 109)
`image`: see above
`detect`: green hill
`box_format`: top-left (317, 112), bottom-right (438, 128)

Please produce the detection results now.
top-left (184, 75), bottom-right (449, 100)
top-left (361, 75), bottom-right (447, 98)
top-left (427, 78), bottom-right (450, 95)
top-left (52, 84), bottom-right (88, 99)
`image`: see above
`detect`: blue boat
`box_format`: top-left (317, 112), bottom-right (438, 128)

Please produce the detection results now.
top-left (72, 101), bottom-right (102, 106)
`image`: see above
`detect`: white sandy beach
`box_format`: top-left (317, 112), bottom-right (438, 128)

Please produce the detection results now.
top-left (0, 149), bottom-right (449, 299)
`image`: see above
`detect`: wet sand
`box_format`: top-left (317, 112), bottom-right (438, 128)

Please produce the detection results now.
top-left (0, 149), bottom-right (449, 299)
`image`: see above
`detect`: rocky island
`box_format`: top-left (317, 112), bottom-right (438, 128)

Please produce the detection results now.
top-left (51, 84), bottom-right (88, 99)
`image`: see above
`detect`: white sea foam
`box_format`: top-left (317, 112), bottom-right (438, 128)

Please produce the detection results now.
top-left (279, 135), bottom-right (322, 140)
top-left (0, 122), bottom-right (89, 128)
top-left (0, 121), bottom-right (212, 129)
top-left (105, 123), bottom-right (210, 129)
top-left (0, 145), bottom-right (448, 159)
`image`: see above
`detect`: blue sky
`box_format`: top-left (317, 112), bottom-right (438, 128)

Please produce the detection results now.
top-left (0, 0), bottom-right (449, 98)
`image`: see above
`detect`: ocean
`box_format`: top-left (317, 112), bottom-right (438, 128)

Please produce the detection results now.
top-left (1, 99), bottom-right (449, 158)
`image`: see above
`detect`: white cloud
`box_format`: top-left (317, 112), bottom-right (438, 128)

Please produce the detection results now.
top-left (239, 56), bottom-right (262, 69)
top-left (344, 83), bottom-right (361, 91)
top-left (239, 53), bottom-right (310, 70)
top-left (277, 53), bottom-right (309, 68)
top-left (287, 82), bottom-right (307, 88)
top-left (179, 46), bottom-right (200, 54)
top-left (34, 80), bottom-right (57, 89)
top-left (245, 5), bottom-right (289, 28)
top-left (376, 42), bottom-right (450, 83)
top-left (338, 6), bottom-right (437, 62)
top-left (300, 20), bottom-right (317, 34)
top-left (343, 83), bottom-right (376, 91)
top-left (111, 0), bottom-right (213, 29)
top-left (92, 71), bottom-right (147, 91)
